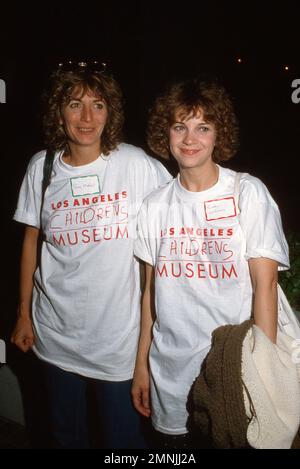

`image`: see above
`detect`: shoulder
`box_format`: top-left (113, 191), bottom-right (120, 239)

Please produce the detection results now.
top-left (26, 149), bottom-right (62, 178)
top-left (142, 178), bottom-right (175, 205)
top-left (22, 150), bottom-right (48, 182)
top-left (113, 143), bottom-right (149, 163)
top-left (239, 172), bottom-right (277, 206)
top-left (114, 143), bottom-right (170, 172)
top-left (27, 150), bottom-right (47, 172)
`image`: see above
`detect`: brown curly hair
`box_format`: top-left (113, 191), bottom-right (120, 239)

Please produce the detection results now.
top-left (147, 78), bottom-right (239, 162)
top-left (43, 69), bottom-right (124, 156)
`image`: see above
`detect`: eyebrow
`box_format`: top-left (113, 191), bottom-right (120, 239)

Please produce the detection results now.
top-left (69, 97), bottom-right (105, 102)
top-left (173, 120), bottom-right (209, 125)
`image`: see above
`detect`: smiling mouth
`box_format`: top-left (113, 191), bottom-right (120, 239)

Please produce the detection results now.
top-left (78, 128), bottom-right (94, 133)
top-left (181, 149), bottom-right (200, 156)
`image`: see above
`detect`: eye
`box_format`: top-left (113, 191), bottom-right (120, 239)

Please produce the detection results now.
top-left (69, 101), bottom-right (81, 109)
top-left (198, 125), bottom-right (210, 132)
top-left (172, 124), bottom-right (185, 132)
top-left (94, 102), bottom-right (105, 110)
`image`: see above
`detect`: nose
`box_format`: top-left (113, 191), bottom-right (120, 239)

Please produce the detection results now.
top-left (182, 130), bottom-right (195, 145)
top-left (81, 104), bottom-right (92, 122)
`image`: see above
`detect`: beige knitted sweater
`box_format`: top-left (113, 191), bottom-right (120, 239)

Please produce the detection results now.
top-left (192, 320), bottom-right (300, 449)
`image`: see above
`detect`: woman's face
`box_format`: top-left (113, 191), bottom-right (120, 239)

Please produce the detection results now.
top-left (169, 107), bottom-right (217, 171)
top-left (60, 86), bottom-right (108, 152)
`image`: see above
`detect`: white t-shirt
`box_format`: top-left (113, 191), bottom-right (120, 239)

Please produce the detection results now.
top-left (14, 143), bottom-right (172, 380)
top-left (134, 165), bottom-right (289, 435)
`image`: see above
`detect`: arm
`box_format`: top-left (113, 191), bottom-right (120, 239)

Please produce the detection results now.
top-left (11, 225), bottom-right (40, 352)
top-left (132, 263), bottom-right (155, 417)
top-left (248, 257), bottom-right (278, 343)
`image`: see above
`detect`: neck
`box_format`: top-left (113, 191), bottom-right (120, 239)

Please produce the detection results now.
top-left (179, 163), bottom-right (219, 192)
top-left (63, 144), bottom-right (101, 167)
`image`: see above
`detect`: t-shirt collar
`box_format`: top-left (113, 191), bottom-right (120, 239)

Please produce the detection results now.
top-left (175, 164), bottom-right (223, 201)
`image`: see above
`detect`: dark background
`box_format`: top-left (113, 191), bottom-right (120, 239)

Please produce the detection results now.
top-left (1, 2), bottom-right (299, 227)
top-left (0, 0), bottom-right (299, 446)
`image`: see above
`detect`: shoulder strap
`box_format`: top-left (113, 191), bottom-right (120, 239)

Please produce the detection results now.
top-left (42, 148), bottom-right (55, 196)
top-left (234, 171), bottom-right (296, 335)
top-left (40, 149), bottom-right (55, 228)
top-left (233, 172), bottom-right (242, 215)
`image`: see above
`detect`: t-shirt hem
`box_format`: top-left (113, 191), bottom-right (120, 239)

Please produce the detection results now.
top-left (32, 348), bottom-right (134, 381)
top-left (13, 211), bottom-right (39, 228)
top-left (134, 249), bottom-right (153, 266)
top-left (245, 249), bottom-right (290, 271)
top-left (152, 420), bottom-right (188, 436)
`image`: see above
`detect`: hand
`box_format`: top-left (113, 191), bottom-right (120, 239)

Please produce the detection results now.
top-left (131, 365), bottom-right (151, 418)
top-left (11, 316), bottom-right (35, 352)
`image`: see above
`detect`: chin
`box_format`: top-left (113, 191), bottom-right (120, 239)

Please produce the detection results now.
top-left (180, 160), bottom-right (199, 168)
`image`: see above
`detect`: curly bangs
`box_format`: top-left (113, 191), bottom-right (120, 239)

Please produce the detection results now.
top-left (147, 79), bottom-right (239, 162)
top-left (43, 70), bottom-right (124, 155)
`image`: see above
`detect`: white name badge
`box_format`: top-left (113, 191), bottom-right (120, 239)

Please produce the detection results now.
top-left (204, 196), bottom-right (237, 221)
top-left (70, 175), bottom-right (100, 197)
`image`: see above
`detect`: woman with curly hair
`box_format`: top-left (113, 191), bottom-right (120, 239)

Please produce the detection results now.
top-left (132, 78), bottom-right (289, 448)
top-left (11, 60), bottom-right (171, 448)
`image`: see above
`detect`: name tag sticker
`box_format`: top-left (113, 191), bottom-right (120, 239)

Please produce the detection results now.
top-left (204, 197), bottom-right (237, 221)
top-left (70, 175), bottom-right (100, 197)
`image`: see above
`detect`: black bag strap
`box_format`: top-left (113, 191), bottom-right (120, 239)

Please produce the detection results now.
top-left (42, 148), bottom-right (55, 197)
top-left (40, 149), bottom-right (55, 230)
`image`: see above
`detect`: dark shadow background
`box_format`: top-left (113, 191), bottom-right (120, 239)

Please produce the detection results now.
top-left (0, 1), bottom-right (299, 447)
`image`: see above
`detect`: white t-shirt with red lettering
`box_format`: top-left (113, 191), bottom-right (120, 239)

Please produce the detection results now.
top-left (134, 165), bottom-right (289, 435)
top-left (14, 143), bottom-right (172, 380)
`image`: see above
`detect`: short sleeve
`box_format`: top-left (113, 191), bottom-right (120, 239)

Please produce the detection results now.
top-left (141, 155), bottom-right (172, 199)
top-left (239, 176), bottom-right (290, 271)
top-left (13, 155), bottom-right (44, 228)
top-left (134, 202), bottom-right (154, 266)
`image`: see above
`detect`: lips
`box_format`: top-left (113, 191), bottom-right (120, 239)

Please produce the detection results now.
top-left (180, 148), bottom-right (200, 156)
top-left (77, 127), bottom-right (94, 133)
